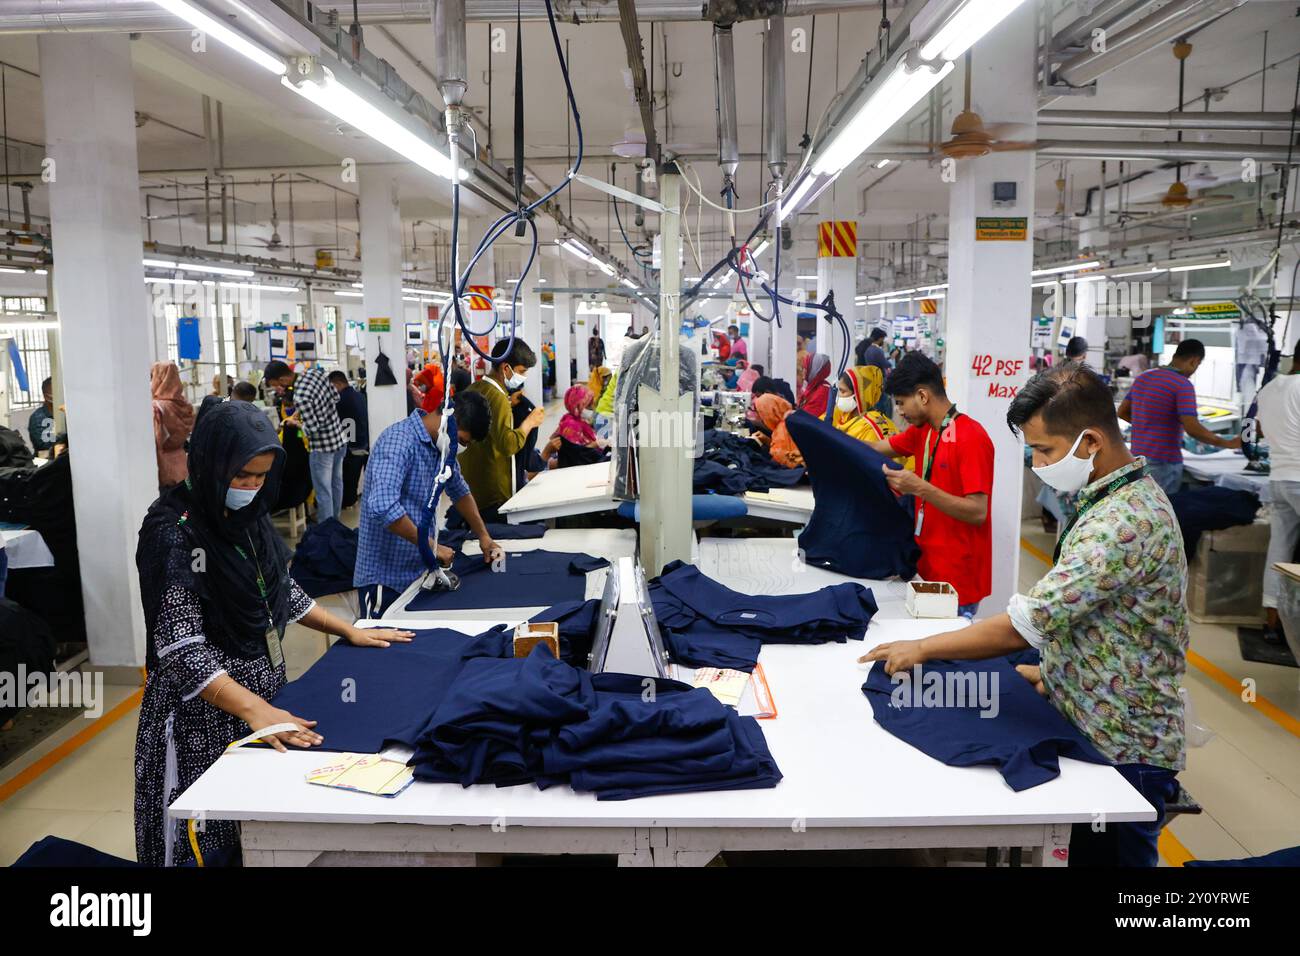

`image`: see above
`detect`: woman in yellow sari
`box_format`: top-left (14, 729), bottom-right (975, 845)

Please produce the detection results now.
top-left (833, 366), bottom-right (902, 447)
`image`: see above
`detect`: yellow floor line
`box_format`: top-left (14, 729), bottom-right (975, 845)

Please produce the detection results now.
top-left (1019, 536), bottom-right (1300, 742)
top-left (0, 688), bottom-right (143, 804)
top-left (1159, 827), bottom-right (1196, 867)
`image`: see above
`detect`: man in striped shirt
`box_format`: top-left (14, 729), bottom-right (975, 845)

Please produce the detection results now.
top-left (264, 360), bottom-right (348, 521)
top-left (1117, 339), bottom-right (1242, 495)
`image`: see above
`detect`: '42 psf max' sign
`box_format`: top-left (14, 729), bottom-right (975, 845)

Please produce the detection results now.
top-left (970, 354), bottom-right (1025, 399)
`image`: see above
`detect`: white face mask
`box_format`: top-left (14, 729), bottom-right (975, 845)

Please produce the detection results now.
top-left (836, 395), bottom-right (858, 414)
top-left (506, 371), bottom-right (526, 390)
top-left (1032, 431), bottom-right (1097, 493)
top-left (225, 485), bottom-right (259, 511)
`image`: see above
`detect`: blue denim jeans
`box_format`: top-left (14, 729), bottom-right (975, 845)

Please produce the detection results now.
top-left (309, 446), bottom-right (347, 522)
top-left (1069, 763), bottom-right (1179, 867)
top-left (1146, 460), bottom-right (1184, 497)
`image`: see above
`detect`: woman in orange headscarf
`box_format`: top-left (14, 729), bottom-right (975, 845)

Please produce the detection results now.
top-left (753, 393), bottom-right (803, 468)
top-left (151, 361), bottom-right (195, 489)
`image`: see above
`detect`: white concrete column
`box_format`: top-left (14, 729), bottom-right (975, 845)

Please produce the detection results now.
top-left (359, 169), bottom-right (407, 438)
top-left (943, 5), bottom-right (1036, 613)
top-left (816, 220), bottom-right (856, 375)
top-left (520, 273), bottom-right (544, 408)
top-left (39, 33), bottom-right (155, 667)
top-left (554, 290), bottom-right (573, 398)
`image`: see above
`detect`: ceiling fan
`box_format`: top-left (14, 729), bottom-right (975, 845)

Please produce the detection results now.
top-left (938, 50), bottom-right (1037, 160)
top-left (1123, 42), bottom-right (1236, 211)
top-left (249, 176), bottom-right (285, 250)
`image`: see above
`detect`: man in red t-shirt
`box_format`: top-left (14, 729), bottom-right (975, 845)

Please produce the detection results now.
top-left (865, 352), bottom-right (994, 614)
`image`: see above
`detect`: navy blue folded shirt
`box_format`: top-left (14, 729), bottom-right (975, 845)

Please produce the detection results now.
top-left (862, 655), bottom-right (1109, 790)
top-left (785, 409), bottom-right (920, 580)
top-left (649, 560), bottom-right (878, 671)
top-left (405, 549), bottom-right (609, 611)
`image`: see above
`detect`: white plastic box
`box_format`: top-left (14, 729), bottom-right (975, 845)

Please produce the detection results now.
top-left (905, 580), bottom-right (960, 619)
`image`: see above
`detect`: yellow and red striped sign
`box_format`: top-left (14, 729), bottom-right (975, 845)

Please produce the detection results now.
top-left (920, 298), bottom-right (938, 315)
top-left (817, 220), bottom-right (857, 258)
top-left (466, 284), bottom-right (495, 310)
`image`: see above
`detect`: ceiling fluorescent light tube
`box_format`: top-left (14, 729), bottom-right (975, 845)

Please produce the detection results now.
top-left (152, 0), bottom-right (286, 75)
top-left (919, 0), bottom-right (1032, 63)
top-left (283, 63), bottom-right (465, 182)
top-left (812, 55), bottom-right (953, 177)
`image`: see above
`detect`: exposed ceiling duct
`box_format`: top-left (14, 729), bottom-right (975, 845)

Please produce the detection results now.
top-left (763, 14), bottom-right (787, 183)
top-left (1053, 0), bottom-right (1248, 89)
top-left (1036, 140), bottom-right (1299, 162)
top-left (0, 0), bottom-right (885, 33)
top-left (1050, 0), bottom-right (1158, 50)
top-left (1039, 110), bottom-right (1298, 132)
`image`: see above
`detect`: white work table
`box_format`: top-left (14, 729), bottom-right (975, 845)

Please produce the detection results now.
top-left (1, 525), bottom-right (55, 569)
top-left (498, 461), bottom-right (618, 523)
top-left (170, 536), bottom-right (1154, 867)
top-left (379, 528), bottom-right (639, 622)
top-left (1182, 449), bottom-right (1272, 502)
top-left (740, 485), bottom-right (815, 524)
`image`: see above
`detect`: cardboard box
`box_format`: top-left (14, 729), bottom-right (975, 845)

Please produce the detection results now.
top-left (513, 621), bottom-right (560, 659)
top-left (1186, 519), bottom-right (1269, 626)
top-left (906, 581), bottom-right (960, 619)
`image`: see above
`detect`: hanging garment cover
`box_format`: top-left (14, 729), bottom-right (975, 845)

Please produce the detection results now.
top-left (404, 549), bottom-right (609, 612)
top-left (649, 560), bottom-right (878, 671)
top-left (861, 656), bottom-right (1109, 791)
top-left (268, 627), bottom-right (499, 754)
top-left (1167, 486), bottom-right (1260, 555)
top-left (409, 647), bottom-right (782, 799)
top-left (785, 409), bottom-right (921, 580)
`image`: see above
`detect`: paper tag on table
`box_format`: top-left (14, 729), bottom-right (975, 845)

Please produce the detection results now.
top-left (744, 490), bottom-right (787, 503)
top-left (691, 668), bottom-right (750, 707)
top-left (306, 754), bottom-right (414, 797)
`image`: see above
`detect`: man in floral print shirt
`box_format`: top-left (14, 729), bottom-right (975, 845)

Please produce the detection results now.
top-left (864, 363), bottom-right (1187, 867)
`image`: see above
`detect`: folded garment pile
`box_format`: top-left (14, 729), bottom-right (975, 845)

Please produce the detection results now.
top-left (648, 560), bottom-right (878, 671)
top-left (270, 609), bottom-right (783, 801)
top-left (409, 646), bottom-right (782, 800)
top-left (692, 428), bottom-right (807, 495)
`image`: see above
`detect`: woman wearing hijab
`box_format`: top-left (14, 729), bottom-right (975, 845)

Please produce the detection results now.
top-left (151, 362), bottom-right (195, 490)
top-left (134, 401), bottom-right (414, 866)
top-left (753, 393), bottom-right (804, 468)
top-left (798, 353), bottom-right (834, 419)
top-left (547, 384), bottom-right (609, 468)
top-left (833, 366), bottom-right (897, 443)
top-left (735, 363), bottom-right (760, 393)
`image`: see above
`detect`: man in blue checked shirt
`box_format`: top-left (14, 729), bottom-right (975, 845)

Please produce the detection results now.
top-left (354, 390), bottom-right (503, 617)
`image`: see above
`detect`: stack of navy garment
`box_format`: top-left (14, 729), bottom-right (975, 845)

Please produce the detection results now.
top-left (405, 549), bottom-right (609, 611)
top-left (268, 627), bottom-right (503, 753)
top-left (784, 410), bottom-right (920, 580)
top-left (862, 656), bottom-right (1109, 790)
top-left (409, 646), bottom-right (782, 800)
top-left (648, 560), bottom-right (879, 671)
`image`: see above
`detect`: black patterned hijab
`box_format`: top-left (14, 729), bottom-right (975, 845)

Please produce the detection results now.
top-left (138, 401), bottom-right (292, 662)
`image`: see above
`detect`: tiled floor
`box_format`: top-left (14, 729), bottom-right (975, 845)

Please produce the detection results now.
top-left (2, 447), bottom-right (1297, 863)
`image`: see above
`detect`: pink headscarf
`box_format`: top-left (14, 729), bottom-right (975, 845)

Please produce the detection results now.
top-left (557, 384), bottom-right (597, 445)
top-left (736, 367), bottom-right (760, 392)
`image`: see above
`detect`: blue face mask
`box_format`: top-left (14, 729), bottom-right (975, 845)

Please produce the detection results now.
top-left (225, 485), bottom-right (259, 511)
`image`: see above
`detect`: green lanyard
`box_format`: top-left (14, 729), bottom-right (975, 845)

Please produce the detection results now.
top-left (921, 405), bottom-right (960, 483)
top-left (234, 532), bottom-right (275, 629)
top-left (1052, 465), bottom-right (1149, 564)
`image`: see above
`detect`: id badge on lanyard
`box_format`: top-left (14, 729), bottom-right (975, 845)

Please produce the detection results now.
top-left (265, 621), bottom-right (284, 669)
top-left (915, 409), bottom-right (958, 539)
